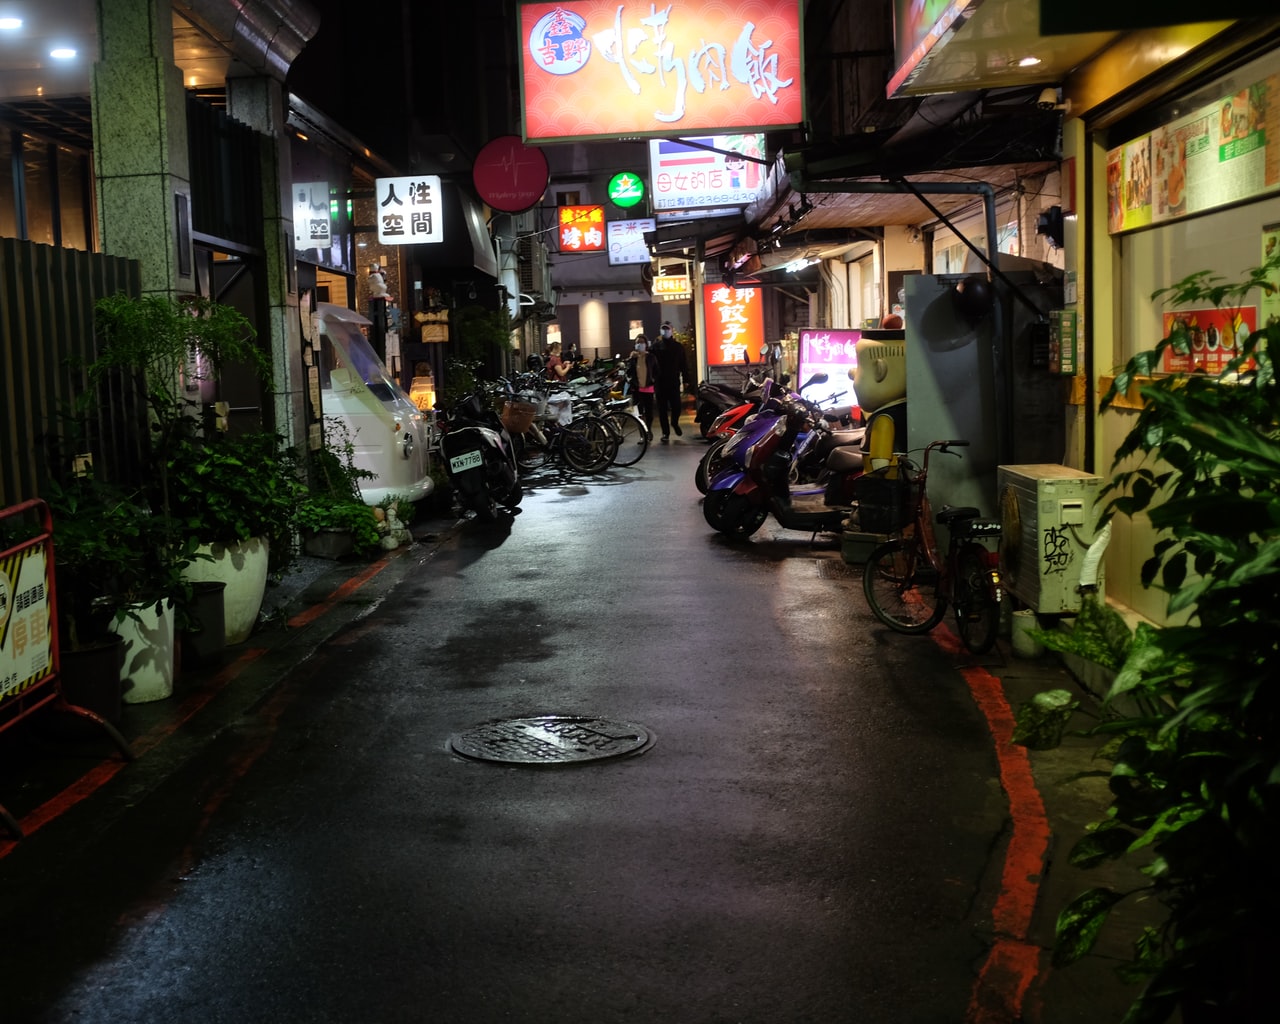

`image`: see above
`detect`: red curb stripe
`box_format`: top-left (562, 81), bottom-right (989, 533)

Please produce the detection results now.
top-left (959, 659), bottom-right (1052, 1023)
top-left (286, 559), bottom-right (390, 628)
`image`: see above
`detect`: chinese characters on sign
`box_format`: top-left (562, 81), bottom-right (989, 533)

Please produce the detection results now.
top-left (607, 218), bottom-right (656, 265)
top-left (1160, 307), bottom-right (1257, 374)
top-left (520, 1), bottom-right (802, 142)
top-left (798, 328), bottom-right (860, 409)
top-left (559, 205), bottom-right (606, 252)
top-left (375, 175), bottom-right (443, 246)
top-left (648, 134), bottom-right (766, 210)
top-left (293, 181), bottom-right (331, 250)
top-left (1106, 72), bottom-right (1279, 234)
top-left (653, 274), bottom-right (692, 300)
top-left (0, 544), bottom-right (52, 703)
top-left (703, 282), bottom-right (763, 365)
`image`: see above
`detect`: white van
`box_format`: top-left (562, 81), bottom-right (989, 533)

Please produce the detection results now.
top-left (314, 302), bottom-right (433, 505)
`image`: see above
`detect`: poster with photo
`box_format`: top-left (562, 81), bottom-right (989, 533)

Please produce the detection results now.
top-left (1107, 73), bottom-right (1279, 234)
top-left (1263, 224), bottom-right (1280, 328)
top-left (1160, 307), bottom-right (1256, 374)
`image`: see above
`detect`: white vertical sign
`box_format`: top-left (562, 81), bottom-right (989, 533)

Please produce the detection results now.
top-left (375, 175), bottom-right (443, 245)
top-left (293, 181), bottom-right (331, 249)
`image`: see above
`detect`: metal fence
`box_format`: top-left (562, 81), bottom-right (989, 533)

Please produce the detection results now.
top-left (0, 237), bottom-right (141, 506)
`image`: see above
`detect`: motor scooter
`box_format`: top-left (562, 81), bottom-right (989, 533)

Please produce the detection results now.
top-left (702, 377), bottom-right (866, 539)
top-left (437, 386), bottom-right (522, 523)
top-left (694, 376), bottom-right (862, 494)
top-left (694, 367), bottom-right (771, 437)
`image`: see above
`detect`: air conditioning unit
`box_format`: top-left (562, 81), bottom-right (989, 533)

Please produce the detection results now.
top-left (997, 464), bottom-right (1105, 614)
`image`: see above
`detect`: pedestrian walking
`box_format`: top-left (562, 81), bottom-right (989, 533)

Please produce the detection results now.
top-left (650, 322), bottom-right (687, 442)
top-left (627, 334), bottom-right (659, 436)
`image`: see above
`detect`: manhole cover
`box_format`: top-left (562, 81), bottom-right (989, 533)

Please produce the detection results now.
top-left (449, 715), bottom-right (655, 766)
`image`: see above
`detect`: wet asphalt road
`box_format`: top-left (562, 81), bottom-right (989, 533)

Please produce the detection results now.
top-left (0, 439), bottom-right (1143, 1023)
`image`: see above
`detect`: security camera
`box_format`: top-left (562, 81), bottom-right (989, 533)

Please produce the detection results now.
top-left (1037, 88), bottom-right (1058, 110)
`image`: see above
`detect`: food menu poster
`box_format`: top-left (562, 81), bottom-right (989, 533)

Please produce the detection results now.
top-left (1264, 223), bottom-right (1280, 327)
top-left (1160, 307), bottom-right (1256, 374)
top-left (1107, 74), bottom-right (1278, 233)
top-left (704, 283), bottom-right (764, 365)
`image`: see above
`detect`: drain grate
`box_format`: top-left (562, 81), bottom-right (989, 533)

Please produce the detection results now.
top-left (449, 715), bottom-right (655, 766)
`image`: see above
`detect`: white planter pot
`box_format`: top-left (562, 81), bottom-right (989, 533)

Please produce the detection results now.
top-left (119, 598), bottom-right (176, 704)
top-left (182, 537), bottom-right (270, 645)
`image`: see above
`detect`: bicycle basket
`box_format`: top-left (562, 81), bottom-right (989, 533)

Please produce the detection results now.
top-left (852, 467), bottom-right (914, 533)
top-left (501, 400), bottom-right (538, 435)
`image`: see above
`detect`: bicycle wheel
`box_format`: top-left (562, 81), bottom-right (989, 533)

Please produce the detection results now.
top-left (562, 415), bottom-right (618, 473)
top-left (605, 409), bottom-right (649, 467)
top-left (862, 538), bottom-right (946, 634)
top-left (953, 542), bottom-right (1000, 654)
top-left (515, 431), bottom-right (550, 472)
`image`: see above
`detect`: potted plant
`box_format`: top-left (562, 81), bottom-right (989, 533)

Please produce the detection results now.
top-left (43, 474), bottom-right (190, 710)
top-left (1023, 254), bottom-right (1280, 1023)
top-left (164, 430), bottom-right (306, 643)
top-left (86, 293), bottom-right (303, 645)
top-left (295, 428), bottom-right (380, 559)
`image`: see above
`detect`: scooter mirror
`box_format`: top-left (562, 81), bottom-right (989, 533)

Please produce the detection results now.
top-left (800, 372), bottom-right (830, 391)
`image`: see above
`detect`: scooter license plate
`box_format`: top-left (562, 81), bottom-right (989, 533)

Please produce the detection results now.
top-left (449, 450), bottom-right (483, 473)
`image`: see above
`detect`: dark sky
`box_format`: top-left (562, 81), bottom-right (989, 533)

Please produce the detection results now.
top-left (286, 0), bottom-right (414, 162)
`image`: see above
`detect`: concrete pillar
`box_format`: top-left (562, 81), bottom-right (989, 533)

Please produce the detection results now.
top-left (91, 0), bottom-right (192, 297)
top-left (225, 75), bottom-right (307, 453)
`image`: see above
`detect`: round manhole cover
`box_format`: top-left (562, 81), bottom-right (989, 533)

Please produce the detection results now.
top-left (449, 715), bottom-right (655, 766)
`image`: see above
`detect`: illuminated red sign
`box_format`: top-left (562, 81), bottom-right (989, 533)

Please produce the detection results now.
top-left (558, 205), bottom-right (606, 252)
top-left (703, 283), bottom-right (763, 365)
top-left (519, 1), bottom-right (804, 143)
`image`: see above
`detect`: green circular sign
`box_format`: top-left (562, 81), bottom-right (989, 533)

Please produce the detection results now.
top-left (608, 171), bottom-right (645, 208)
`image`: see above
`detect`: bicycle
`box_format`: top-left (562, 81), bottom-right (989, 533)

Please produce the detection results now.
top-left (859, 439), bottom-right (1004, 654)
top-left (513, 393), bottom-right (619, 475)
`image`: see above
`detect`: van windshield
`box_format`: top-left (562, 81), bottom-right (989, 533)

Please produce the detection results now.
top-left (318, 317), bottom-right (397, 402)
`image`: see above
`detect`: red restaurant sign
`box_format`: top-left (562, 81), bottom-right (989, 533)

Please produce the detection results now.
top-left (558, 205), bottom-right (606, 252)
top-left (519, 1), bottom-right (804, 143)
top-left (704, 283), bottom-right (763, 365)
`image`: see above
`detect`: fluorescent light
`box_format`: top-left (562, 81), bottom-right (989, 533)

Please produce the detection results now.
top-left (50, 47), bottom-right (78, 60)
top-left (1016, 56), bottom-right (1041, 68)
top-left (0, 18), bottom-right (24, 30)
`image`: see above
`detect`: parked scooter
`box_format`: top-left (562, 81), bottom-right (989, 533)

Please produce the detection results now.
top-left (694, 375), bottom-right (862, 494)
top-left (702, 377), bottom-right (866, 539)
top-left (694, 367), bottom-right (771, 437)
top-left (436, 386), bottom-right (522, 523)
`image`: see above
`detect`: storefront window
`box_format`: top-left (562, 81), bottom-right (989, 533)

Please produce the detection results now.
top-left (21, 136), bottom-right (53, 246)
top-left (0, 128), bottom-right (16, 238)
top-left (57, 146), bottom-right (91, 251)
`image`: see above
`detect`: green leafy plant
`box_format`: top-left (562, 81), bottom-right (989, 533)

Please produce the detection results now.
top-left (294, 425), bottom-right (381, 556)
top-left (166, 431), bottom-right (306, 574)
top-left (295, 496), bottom-right (381, 553)
top-left (1044, 254), bottom-right (1280, 1023)
top-left (44, 475), bottom-right (191, 649)
top-left (85, 294), bottom-right (303, 577)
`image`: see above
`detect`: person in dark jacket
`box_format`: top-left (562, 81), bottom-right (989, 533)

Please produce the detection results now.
top-left (650, 322), bottom-right (687, 442)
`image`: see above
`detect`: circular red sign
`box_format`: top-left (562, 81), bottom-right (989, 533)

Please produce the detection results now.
top-left (472, 135), bottom-right (550, 214)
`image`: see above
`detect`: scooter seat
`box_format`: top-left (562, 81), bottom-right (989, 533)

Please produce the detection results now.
top-left (826, 447), bottom-right (864, 474)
